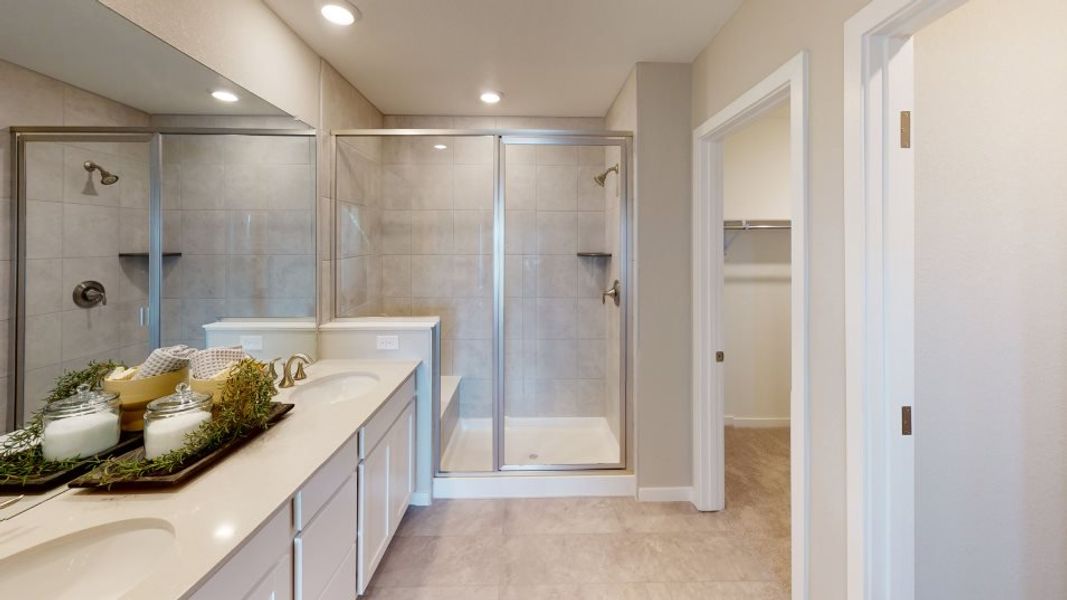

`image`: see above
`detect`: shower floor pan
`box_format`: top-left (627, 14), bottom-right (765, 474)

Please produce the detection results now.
top-left (441, 416), bottom-right (620, 472)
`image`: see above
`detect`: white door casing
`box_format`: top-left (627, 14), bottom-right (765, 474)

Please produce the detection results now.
top-left (691, 51), bottom-right (810, 598)
top-left (843, 1), bottom-right (967, 598)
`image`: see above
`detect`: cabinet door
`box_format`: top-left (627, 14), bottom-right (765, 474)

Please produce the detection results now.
top-left (243, 551), bottom-right (293, 600)
top-left (388, 402), bottom-right (415, 527)
top-left (299, 475), bottom-right (358, 600)
top-left (357, 443), bottom-right (390, 595)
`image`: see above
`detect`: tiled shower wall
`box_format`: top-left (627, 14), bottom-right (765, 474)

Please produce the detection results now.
top-left (22, 141), bottom-right (153, 416)
top-left (161, 135), bottom-right (316, 348)
top-left (338, 132), bottom-right (496, 416)
top-left (504, 143), bottom-right (611, 420)
top-left (0, 54), bottom-right (151, 420)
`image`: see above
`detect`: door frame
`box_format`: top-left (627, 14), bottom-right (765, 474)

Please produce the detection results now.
top-left (691, 51), bottom-right (810, 597)
top-left (843, 1), bottom-right (967, 598)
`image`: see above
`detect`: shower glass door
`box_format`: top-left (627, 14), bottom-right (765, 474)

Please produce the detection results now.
top-left (14, 134), bottom-right (154, 424)
top-left (499, 137), bottom-right (628, 469)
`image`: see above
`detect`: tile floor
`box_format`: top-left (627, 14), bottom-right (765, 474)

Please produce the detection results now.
top-left (366, 427), bottom-right (790, 599)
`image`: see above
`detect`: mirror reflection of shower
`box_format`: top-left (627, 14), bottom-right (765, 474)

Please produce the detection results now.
top-left (83, 160), bottom-right (119, 185)
top-left (593, 163), bottom-right (619, 186)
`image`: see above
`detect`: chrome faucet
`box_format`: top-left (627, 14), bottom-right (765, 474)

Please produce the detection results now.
top-left (279, 353), bottom-right (313, 388)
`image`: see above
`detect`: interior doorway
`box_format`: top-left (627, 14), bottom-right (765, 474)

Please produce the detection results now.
top-left (846, 0), bottom-right (1067, 597)
top-left (692, 52), bottom-right (810, 597)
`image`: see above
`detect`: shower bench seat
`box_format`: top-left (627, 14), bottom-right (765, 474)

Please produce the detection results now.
top-left (441, 375), bottom-right (462, 451)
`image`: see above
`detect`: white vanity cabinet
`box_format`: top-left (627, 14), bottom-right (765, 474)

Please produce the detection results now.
top-left (188, 373), bottom-right (417, 599)
top-left (357, 380), bottom-right (416, 595)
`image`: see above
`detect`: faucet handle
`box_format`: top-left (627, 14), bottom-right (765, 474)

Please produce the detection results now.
top-left (267, 357), bottom-right (282, 381)
top-left (294, 361), bottom-right (308, 381)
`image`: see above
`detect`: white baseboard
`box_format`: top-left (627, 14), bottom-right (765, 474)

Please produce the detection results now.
top-left (434, 473), bottom-right (636, 499)
top-left (410, 491), bottom-right (432, 506)
top-left (637, 486), bottom-right (694, 502)
top-left (724, 415), bottom-right (791, 428)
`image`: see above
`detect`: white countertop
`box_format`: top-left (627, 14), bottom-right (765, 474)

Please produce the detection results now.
top-left (0, 359), bottom-right (419, 599)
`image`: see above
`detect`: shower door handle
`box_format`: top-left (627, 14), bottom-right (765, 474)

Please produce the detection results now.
top-left (601, 280), bottom-right (621, 307)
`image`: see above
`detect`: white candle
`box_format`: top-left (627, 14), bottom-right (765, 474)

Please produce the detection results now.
top-left (42, 411), bottom-right (120, 461)
top-left (144, 411), bottom-right (211, 460)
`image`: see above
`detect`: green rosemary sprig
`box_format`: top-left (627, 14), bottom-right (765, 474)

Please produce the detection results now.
top-left (0, 360), bottom-right (124, 484)
top-left (92, 359), bottom-right (275, 485)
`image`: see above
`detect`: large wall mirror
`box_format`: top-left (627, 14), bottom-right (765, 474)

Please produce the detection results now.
top-left (1, 0), bottom-right (317, 432)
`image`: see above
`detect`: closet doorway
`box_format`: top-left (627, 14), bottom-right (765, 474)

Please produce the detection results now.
top-left (691, 52), bottom-right (809, 596)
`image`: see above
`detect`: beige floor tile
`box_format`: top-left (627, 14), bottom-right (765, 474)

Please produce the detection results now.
top-left (369, 428), bottom-right (791, 594)
top-left (502, 533), bottom-right (657, 585)
top-left (504, 497), bottom-right (625, 535)
top-left (373, 535), bottom-right (505, 587)
top-left (397, 499), bottom-right (506, 537)
top-left (363, 585), bottom-right (500, 599)
top-left (500, 582), bottom-right (673, 599)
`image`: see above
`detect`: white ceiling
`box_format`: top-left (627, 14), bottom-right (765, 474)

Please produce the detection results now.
top-left (0, 0), bottom-right (285, 117)
top-left (263, 0), bottom-right (743, 117)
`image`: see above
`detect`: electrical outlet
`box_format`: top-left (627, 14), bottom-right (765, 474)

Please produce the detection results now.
top-left (240, 335), bottom-right (263, 351)
top-left (376, 335), bottom-right (400, 350)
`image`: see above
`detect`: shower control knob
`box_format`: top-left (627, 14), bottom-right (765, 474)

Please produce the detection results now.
top-left (73, 280), bottom-right (107, 308)
top-left (601, 280), bottom-right (621, 307)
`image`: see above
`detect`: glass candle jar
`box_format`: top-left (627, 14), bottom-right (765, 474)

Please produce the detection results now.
top-left (143, 383), bottom-right (212, 460)
top-left (41, 384), bottom-right (121, 461)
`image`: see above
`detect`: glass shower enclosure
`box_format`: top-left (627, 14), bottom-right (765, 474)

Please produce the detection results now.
top-left (333, 130), bottom-right (631, 473)
top-left (7, 128), bottom-right (317, 430)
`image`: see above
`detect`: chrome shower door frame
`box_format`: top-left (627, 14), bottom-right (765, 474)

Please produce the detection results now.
top-left (330, 129), bottom-right (633, 476)
top-left (497, 134), bottom-right (632, 472)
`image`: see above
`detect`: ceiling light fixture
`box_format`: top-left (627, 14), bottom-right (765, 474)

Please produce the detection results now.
top-left (321, 2), bottom-right (358, 26)
top-left (211, 90), bottom-right (239, 103)
top-left (433, 144), bottom-right (448, 150)
top-left (480, 91), bottom-right (502, 104)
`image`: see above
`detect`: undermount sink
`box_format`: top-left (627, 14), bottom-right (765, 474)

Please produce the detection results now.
top-left (0, 518), bottom-right (175, 599)
top-left (291, 372), bottom-right (380, 404)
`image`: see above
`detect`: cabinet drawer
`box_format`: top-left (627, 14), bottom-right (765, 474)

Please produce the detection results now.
top-left (359, 375), bottom-right (415, 459)
top-left (296, 433), bottom-right (358, 531)
top-left (299, 474), bottom-right (358, 600)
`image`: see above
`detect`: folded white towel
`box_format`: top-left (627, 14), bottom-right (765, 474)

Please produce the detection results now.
top-left (190, 347), bottom-right (248, 380)
top-left (134, 345), bottom-right (197, 379)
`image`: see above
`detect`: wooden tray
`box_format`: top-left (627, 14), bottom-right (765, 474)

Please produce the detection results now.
top-left (0, 431), bottom-right (144, 493)
top-left (70, 403), bottom-right (294, 490)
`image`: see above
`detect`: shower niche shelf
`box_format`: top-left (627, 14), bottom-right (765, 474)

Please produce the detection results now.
top-left (577, 252), bottom-right (612, 258)
top-left (118, 252), bottom-right (183, 258)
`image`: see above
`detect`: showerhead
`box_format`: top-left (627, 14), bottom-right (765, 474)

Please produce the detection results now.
top-left (593, 164), bottom-right (619, 187)
top-left (83, 160), bottom-right (119, 185)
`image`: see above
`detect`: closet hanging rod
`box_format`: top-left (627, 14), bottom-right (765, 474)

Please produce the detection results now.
top-left (724, 219), bottom-right (792, 231)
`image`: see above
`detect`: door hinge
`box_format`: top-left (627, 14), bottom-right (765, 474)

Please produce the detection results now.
top-left (715, 351), bottom-right (725, 363)
top-left (900, 110), bottom-right (911, 148)
top-left (901, 405), bottom-right (912, 436)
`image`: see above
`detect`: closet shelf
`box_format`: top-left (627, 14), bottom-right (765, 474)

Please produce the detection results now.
top-left (724, 219), bottom-right (791, 231)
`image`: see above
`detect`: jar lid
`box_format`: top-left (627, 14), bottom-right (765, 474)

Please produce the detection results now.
top-left (43, 383), bottom-right (119, 418)
top-left (146, 383), bottom-right (212, 416)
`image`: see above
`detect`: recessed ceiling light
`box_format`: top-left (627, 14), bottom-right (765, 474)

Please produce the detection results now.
top-left (433, 144), bottom-right (448, 150)
top-left (321, 2), bottom-right (358, 26)
top-left (480, 91), bottom-right (502, 104)
top-left (211, 90), bottom-right (239, 103)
